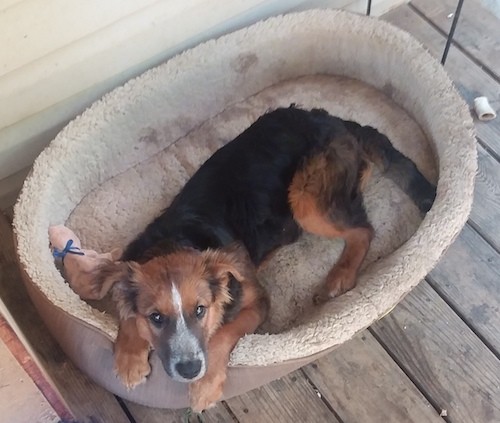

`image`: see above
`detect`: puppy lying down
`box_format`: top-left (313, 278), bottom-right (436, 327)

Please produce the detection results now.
top-left (90, 106), bottom-right (435, 411)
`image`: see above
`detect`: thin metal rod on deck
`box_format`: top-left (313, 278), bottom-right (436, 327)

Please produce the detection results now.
top-left (366, 0), bottom-right (372, 16)
top-left (441, 0), bottom-right (465, 65)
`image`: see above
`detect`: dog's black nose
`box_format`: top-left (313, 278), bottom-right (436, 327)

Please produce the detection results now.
top-left (175, 360), bottom-right (202, 379)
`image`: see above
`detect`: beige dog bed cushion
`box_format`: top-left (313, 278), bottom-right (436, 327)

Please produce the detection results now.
top-left (14, 10), bottom-right (476, 408)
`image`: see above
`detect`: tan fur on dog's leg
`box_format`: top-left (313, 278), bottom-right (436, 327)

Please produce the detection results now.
top-left (114, 317), bottom-right (151, 389)
top-left (314, 226), bottom-right (373, 303)
top-left (289, 146), bottom-right (374, 303)
top-left (189, 300), bottom-right (267, 412)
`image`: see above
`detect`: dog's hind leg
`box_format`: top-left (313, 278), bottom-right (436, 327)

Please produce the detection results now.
top-left (288, 143), bottom-right (374, 303)
top-left (315, 224), bottom-right (373, 302)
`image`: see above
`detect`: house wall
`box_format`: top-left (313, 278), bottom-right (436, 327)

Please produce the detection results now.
top-left (0, 0), bottom-right (406, 210)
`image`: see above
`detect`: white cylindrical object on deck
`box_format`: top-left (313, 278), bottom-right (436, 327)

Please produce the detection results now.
top-left (474, 96), bottom-right (497, 121)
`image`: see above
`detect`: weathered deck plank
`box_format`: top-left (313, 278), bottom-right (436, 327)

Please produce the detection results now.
top-left (224, 371), bottom-right (341, 423)
top-left (302, 334), bottom-right (444, 423)
top-left (371, 282), bottom-right (500, 423)
top-left (383, 5), bottom-right (500, 158)
top-left (470, 144), bottom-right (500, 251)
top-left (124, 400), bottom-right (236, 423)
top-left (410, 0), bottom-right (500, 79)
top-left (428, 224), bottom-right (500, 355)
top-left (125, 368), bottom-right (343, 422)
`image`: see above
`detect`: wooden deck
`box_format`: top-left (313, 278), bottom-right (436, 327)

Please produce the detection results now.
top-left (1, 1), bottom-right (499, 422)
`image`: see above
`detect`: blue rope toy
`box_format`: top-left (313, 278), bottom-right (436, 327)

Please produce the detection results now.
top-left (52, 239), bottom-right (85, 261)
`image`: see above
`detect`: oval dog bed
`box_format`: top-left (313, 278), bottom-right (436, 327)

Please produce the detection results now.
top-left (14, 10), bottom-right (476, 408)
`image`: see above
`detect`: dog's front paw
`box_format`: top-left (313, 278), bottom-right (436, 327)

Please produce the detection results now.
top-left (114, 348), bottom-right (151, 389)
top-left (189, 370), bottom-right (226, 413)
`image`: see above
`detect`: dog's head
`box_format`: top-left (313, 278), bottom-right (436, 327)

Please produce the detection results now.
top-left (101, 245), bottom-right (250, 382)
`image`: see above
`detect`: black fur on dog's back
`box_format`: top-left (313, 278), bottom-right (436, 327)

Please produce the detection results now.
top-left (122, 106), bottom-right (436, 265)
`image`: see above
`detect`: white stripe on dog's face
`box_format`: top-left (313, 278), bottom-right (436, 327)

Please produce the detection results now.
top-left (171, 282), bottom-right (183, 318)
top-left (168, 283), bottom-right (206, 382)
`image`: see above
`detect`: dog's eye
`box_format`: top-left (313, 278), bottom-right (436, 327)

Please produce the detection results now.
top-left (149, 312), bottom-right (165, 326)
top-left (195, 305), bottom-right (206, 319)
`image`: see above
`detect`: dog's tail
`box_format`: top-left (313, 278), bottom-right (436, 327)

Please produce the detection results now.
top-left (344, 120), bottom-right (436, 213)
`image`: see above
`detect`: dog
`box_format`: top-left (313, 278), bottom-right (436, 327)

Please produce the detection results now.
top-left (94, 106), bottom-right (436, 411)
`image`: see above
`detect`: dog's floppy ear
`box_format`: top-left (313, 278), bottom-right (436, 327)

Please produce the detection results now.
top-left (97, 261), bottom-right (140, 320)
top-left (202, 243), bottom-right (254, 285)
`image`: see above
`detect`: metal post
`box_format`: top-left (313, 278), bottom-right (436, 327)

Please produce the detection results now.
top-left (366, 0), bottom-right (372, 16)
top-left (441, 0), bottom-right (465, 65)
